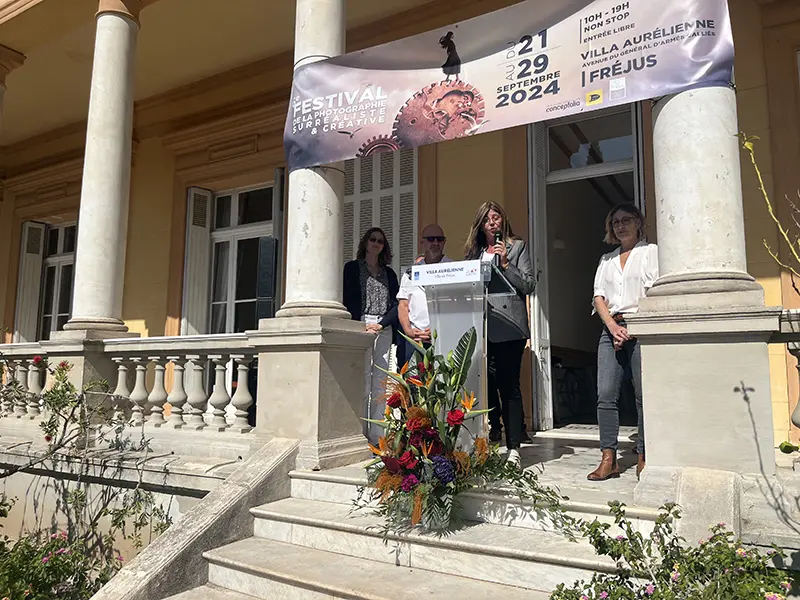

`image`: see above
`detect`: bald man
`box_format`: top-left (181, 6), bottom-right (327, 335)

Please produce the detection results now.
top-left (397, 224), bottom-right (451, 363)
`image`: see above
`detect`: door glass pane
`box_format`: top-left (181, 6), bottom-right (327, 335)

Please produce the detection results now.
top-left (42, 266), bottom-right (56, 315)
top-left (40, 317), bottom-right (52, 341)
top-left (238, 188), bottom-right (273, 225)
top-left (215, 196), bottom-right (232, 230)
top-left (257, 299), bottom-right (274, 321)
top-left (63, 226), bottom-right (77, 254)
top-left (58, 264), bottom-right (74, 314)
top-left (235, 238), bottom-right (259, 300)
top-left (548, 111), bottom-right (633, 172)
top-left (257, 237), bottom-right (277, 299)
top-left (212, 242), bottom-right (230, 302)
top-left (210, 303), bottom-right (226, 334)
top-left (46, 229), bottom-right (59, 257)
top-left (56, 315), bottom-right (69, 330)
top-left (234, 301), bottom-right (257, 332)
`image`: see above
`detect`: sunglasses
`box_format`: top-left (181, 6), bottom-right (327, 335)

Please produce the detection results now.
top-left (368, 236), bottom-right (385, 244)
top-left (423, 236), bottom-right (446, 243)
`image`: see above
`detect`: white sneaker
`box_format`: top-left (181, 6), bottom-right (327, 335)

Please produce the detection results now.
top-left (507, 449), bottom-right (521, 469)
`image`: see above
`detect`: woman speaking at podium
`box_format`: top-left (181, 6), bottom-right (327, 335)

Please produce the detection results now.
top-left (343, 227), bottom-right (400, 445)
top-left (464, 202), bottom-right (535, 467)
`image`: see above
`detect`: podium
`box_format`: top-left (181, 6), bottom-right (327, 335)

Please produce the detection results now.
top-left (411, 259), bottom-right (518, 440)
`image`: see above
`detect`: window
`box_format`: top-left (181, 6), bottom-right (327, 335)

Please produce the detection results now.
top-left (343, 149), bottom-right (418, 274)
top-left (208, 186), bottom-right (277, 334)
top-left (38, 224), bottom-right (76, 340)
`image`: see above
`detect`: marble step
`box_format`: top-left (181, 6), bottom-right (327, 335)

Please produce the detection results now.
top-left (165, 584), bottom-right (259, 600)
top-left (205, 537), bottom-right (552, 600)
top-left (289, 465), bottom-right (658, 535)
top-left (251, 496), bottom-right (617, 592)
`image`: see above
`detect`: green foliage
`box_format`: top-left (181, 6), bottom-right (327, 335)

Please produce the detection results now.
top-left (550, 502), bottom-right (794, 600)
top-left (0, 360), bottom-right (172, 599)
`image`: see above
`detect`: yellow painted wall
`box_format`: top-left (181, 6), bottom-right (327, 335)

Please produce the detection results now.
top-left (730, 0), bottom-right (789, 447)
top-left (121, 137), bottom-right (176, 337)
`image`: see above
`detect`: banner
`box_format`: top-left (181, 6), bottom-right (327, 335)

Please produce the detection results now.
top-left (285, 0), bottom-right (733, 172)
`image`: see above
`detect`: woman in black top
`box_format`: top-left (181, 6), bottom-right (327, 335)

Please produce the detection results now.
top-left (343, 227), bottom-right (400, 444)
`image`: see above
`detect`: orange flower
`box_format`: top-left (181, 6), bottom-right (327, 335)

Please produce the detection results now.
top-left (374, 471), bottom-right (403, 503)
top-left (406, 406), bottom-right (429, 420)
top-left (411, 488), bottom-right (424, 525)
top-left (369, 436), bottom-right (391, 457)
top-left (461, 391), bottom-right (477, 412)
top-left (453, 451), bottom-right (471, 475)
top-left (407, 376), bottom-right (424, 387)
top-left (474, 437), bottom-right (489, 465)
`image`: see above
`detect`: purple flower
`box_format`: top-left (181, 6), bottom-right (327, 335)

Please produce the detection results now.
top-left (615, 535), bottom-right (625, 541)
top-left (55, 548), bottom-right (69, 555)
top-left (431, 455), bottom-right (455, 484)
top-left (401, 474), bottom-right (419, 492)
top-left (41, 555), bottom-right (50, 564)
top-left (644, 583), bottom-right (655, 596)
top-left (671, 571), bottom-right (680, 582)
top-left (600, 592), bottom-right (609, 599)
top-left (780, 581), bottom-right (791, 592)
top-left (735, 547), bottom-right (747, 558)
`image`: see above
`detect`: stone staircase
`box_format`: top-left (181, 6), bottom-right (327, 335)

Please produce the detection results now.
top-left (165, 453), bottom-right (660, 600)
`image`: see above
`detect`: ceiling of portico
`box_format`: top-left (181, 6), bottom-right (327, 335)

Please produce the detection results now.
top-left (0, 0), bottom-right (433, 146)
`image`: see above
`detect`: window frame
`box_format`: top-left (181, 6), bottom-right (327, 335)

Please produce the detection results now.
top-left (209, 183), bottom-right (275, 335)
top-left (38, 222), bottom-right (77, 341)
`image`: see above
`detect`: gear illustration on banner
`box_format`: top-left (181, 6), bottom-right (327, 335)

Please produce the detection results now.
top-left (356, 135), bottom-right (402, 157)
top-left (392, 80), bottom-right (486, 149)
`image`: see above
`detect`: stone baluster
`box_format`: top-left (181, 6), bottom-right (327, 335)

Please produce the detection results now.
top-left (26, 359), bottom-right (43, 418)
top-left (230, 355), bottom-right (253, 433)
top-left (1, 360), bottom-right (15, 415)
top-left (207, 355), bottom-right (231, 431)
top-left (14, 361), bottom-right (29, 417)
top-left (789, 344), bottom-right (800, 430)
top-left (146, 356), bottom-right (167, 426)
top-left (111, 357), bottom-right (131, 423)
top-left (129, 358), bottom-right (148, 426)
top-left (165, 356), bottom-right (187, 429)
top-left (184, 355), bottom-right (207, 430)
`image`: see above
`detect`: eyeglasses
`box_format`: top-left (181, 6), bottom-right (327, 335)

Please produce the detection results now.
top-left (612, 216), bottom-right (636, 228)
top-left (423, 236), bottom-right (446, 243)
top-left (368, 236), bottom-right (384, 244)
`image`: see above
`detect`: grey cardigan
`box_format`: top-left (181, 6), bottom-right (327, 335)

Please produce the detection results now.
top-left (486, 239), bottom-right (535, 343)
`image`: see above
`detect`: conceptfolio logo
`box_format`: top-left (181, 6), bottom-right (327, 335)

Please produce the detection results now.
top-left (585, 89), bottom-right (604, 106)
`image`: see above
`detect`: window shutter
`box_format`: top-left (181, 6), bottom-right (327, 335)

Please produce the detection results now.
top-left (181, 187), bottom-right (213, 336)
top-left (14, 222), bottom-right (46, 343)
top-left (343, 150), bottom-right (417, 275)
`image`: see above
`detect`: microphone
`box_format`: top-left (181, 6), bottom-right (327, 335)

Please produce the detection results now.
top-left (493, 231), bottom-right (502, 266)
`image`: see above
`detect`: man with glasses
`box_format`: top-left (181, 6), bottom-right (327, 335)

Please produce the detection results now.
top-left (397, 224), bottom-right (451, 364)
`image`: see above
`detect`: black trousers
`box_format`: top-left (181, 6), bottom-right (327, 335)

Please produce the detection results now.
top-left (487, 339), bottom-right (526, 450)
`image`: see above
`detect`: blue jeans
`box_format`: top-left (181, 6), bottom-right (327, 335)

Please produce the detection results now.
top-left (597, 326), bottom-right (644, 455)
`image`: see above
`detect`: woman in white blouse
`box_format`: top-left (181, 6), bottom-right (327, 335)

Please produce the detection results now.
top-left (588, 203), bottom-right (658, 482)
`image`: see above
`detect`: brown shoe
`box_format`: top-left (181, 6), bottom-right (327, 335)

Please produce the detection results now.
top-left (587, 449), bottom-right (620, 481)
top-left (636, 454), bottom-right (646, 480)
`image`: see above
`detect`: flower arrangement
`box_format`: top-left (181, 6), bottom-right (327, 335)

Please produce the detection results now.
top-left (550, 501), bottom-right (795, 600)
top-left (354, 327), bottom-right (571, 535)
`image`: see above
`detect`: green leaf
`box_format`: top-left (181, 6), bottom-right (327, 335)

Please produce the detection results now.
top-left (450, 327), bottom-right (477, 390)
top-left (360, 418), bottom-right (390, 429)
top-left (399, 331), bottom-right (426, 357)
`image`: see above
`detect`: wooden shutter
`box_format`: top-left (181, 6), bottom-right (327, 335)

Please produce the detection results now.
top-left (181, 187), bottom-right (212, 336)
top-left (343, 149), bottom-right (418, 275)
top-left (14, 222), bottom-right (46, 343)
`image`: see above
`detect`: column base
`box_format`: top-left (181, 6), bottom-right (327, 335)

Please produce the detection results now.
top-left (647, 271), bottom-right (762, 298)
top-left (250, 316), bottom-right (374, 471)
top-left (625, 304), bottom-right (780, 477)
top-left (63, 317), bottom-right (129, 333)
top-left (275, 301), bottom-right (351, 320)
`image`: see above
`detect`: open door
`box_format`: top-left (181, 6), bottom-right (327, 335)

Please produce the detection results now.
top-left (527, 123), bottom-right (554, 431)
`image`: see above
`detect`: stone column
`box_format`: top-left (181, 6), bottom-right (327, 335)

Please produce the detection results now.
top-left (0, 44), bottom-right (25, 127)
top-left (275, 0), bottom-right (349, 319)
top-left (65, 0), bottom-right (143, 333)
top-left (253, 0), bottom-right (372, 470)
top-left (627, 86), bottom-right (781, 538)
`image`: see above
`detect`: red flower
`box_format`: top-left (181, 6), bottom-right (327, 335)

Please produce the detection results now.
top-left (446, 409), bottom-right (465, 427)
top-left (32, 355), bottom-right (43, 366)
top-left (58, 360), bottom-right (70, 370)
top-left (406, 417), bottom-right (427, 432)
top-left (422, 427), bottom-right (439, 439)
top-left (44, 435), bottom-right (52, 443)
top-left (408, 431), bottom-right (423, 448)
top-left (398, 450), bottom-right (418, 470)
top-left (386, 392), bottom-right (402, 409)
top-left (380, 456), bottom-right (402, 474)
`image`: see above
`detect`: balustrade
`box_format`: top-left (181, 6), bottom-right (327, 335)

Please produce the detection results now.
top-left (0, 352), bottom-right (47, 419)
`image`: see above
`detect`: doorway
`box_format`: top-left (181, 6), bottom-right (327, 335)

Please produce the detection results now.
top-left (528, 105), bottom-right (646, 432)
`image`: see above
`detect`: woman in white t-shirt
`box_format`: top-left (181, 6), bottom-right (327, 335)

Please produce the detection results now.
top-left (588, 203), bottom-right (658, 482)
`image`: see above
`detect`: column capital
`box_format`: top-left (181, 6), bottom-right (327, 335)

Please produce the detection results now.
top-left (0, 44), bottom-right (25, 87)
top-left (97, 0), bottom-right (156, 23)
